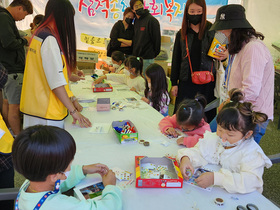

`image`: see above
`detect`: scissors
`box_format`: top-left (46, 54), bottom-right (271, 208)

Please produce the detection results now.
top-left (236, 203), bottom-right (259, 210)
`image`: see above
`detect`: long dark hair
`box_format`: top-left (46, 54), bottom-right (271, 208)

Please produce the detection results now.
top-left (144, 63), bottom-right (169, 112)
top-left (35, 0), bottom-right (76, 73)
top-left (217, 89), bottom-right (268, 135)
top-left (228, 28), bottom-right (264, 54)
top-left (181, 0), bottom-right (207, 40)
top-left (176, 94), bottom-right (207, 126)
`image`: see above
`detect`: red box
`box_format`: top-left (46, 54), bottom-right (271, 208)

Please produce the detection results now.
top-left (92, 83), bottom-right (113, 92)
top-left (135, 156), bottom-right (183, 188)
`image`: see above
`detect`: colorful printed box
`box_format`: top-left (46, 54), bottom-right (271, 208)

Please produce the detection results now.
top-left (135, 156), bottom-right (183, 188)
top-left (112, 120), bottom-right (138, 144)
top-left (92, 83), bottom-right (113, 92)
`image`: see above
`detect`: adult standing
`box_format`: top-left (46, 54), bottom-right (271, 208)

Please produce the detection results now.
top-left (107, 7), bottom-right (135, 57)
top-left (171, 0), bottom-right (225, 122)
top-left (130, 0), bottom-right (161, 74)
top-left (210, 4), bottom-right (274, 143)
top-left (0, 0), bottom-right (33, 137)
top-left (20, 0), bottom-right (91, 129)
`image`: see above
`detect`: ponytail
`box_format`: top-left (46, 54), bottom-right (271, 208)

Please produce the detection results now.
top-left (176, 94), bottom-right (207, 127)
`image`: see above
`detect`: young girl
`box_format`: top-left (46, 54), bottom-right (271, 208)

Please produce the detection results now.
top-left (95, 56), bottom-right (145, 95)
top-left (178, 91), bottom-right (272, 194)
top-left (12, 125), bottom-right (122, 210)
top-left (102, 51), bottom-right (125, 74)
top-left (159, 94), bottom-right (210, 147)
top-left (141, 63), bottom-right (170, 116)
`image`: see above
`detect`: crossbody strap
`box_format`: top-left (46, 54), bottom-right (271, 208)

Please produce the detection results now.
top-left (185, 35), bottom-right (213, 75)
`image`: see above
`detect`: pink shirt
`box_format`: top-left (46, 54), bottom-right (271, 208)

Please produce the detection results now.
top-left (159, 114), bottom-right (210, 148)
top-left (228, 38), bottom-right (274, 119)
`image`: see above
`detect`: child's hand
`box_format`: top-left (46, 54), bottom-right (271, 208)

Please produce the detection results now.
top-left (94, 76), bottom-right (105, 84)
top-left (141, 97), bottom-right (150, 104)
top-left (130, 87), bottom-right (136, 92)
top-left (195, 172), bottom-right (214, 188)
top-left (179, 156), bottom-right (194, 180)
top-left (165, 128), bottom-right (178, 138)
top-left (102, 170), bottom-right (116, 186)
top-left (176, 137), bottom-right (184, 145)
top-left (82, 163), bottom-right (109, 176)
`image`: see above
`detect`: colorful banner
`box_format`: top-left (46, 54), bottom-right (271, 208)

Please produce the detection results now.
top-left (6, 0), bottom-right (228, 52)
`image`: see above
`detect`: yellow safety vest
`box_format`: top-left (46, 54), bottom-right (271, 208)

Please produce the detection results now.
top-left (20, 32), bottom-right (73, 120)
top-left (0, 114), bottom-right (14, 154)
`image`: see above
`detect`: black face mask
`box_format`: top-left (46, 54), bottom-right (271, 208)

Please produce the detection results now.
top-left (125, 17), bottom-right (133, 25)
top-left (135, 8), bottom-right (145, 16)
top-left (187, 14), bottom-right (202, 25)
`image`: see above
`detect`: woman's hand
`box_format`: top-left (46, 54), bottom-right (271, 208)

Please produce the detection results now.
top-left (176, 137), bottom-right (184, 145)
top-left (165, 127), bottom-right (179, 137)
top-left (102, 170), bottom-right (116, 186)
top-left (141, 97), bottom-right (150, 104)
top-left (179, 156), bottom-right (194, 180)
top-left (214, 47), bottom-right (229, 61)
top-left (71, 111), bottom-right (92, 128)
top-left (73, 99), bottom-right (83, 112)
top-left (171, 86), bottom-right (178, 97)
top-left (195, 172), bottom-right (214, 188)
top-left (82, 163), bottom-right (109, 176)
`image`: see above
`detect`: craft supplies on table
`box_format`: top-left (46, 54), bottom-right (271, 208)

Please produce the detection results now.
top-left (112, 120), bottom-right (138, 144)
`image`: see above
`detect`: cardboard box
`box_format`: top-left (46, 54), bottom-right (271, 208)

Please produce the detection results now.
top-left (112, 120), bottom-right (138, 144)
top-left (97, 98), bottom-right (110, 111)
top-left (92, 83), bottom-right (113, 92)
top-left (135, 156), bottom-right (183, 188)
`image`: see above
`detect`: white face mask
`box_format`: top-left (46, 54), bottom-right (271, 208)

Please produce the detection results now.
top-left (148, 83), bottom-right (151, 89)
top-left (60, 170), bottom-right (70, 185)
top-left (124, 69), bottom-right (130, 76)
top-left (218, 133), bottom-right (248, 148)
top-left (112, 63), bottom-right (119, 69)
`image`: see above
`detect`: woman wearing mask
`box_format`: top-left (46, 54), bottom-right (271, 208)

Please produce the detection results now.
top-left (170, 0), bottom-right (227, 122)
top-left (107, 7), bottom-right (135, 57)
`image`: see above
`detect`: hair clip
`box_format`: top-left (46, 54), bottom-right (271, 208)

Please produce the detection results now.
top-left (195, 98), bottom-right (198, 101)
top-left (136, 57), bottom-right (140, 61)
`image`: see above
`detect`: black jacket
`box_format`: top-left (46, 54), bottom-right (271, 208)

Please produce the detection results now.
top-left (132, 9), bottom-right (161, 59)
top-left (0, 7), bottom-right (27, 74)
top-left (171, 21), bottom-right (215, 86)
top-left (107, 20), bottom-right (134, 57)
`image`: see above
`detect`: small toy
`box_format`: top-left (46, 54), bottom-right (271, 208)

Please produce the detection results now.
top-left (143, 141), bottom-right (150, 146)
top-left (214, 198), bottom-right (224, 206)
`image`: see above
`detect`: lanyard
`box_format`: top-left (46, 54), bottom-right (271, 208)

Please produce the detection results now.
top-left (223, 54), bottom-right (235, 90)
top-left (15, 180), bottom-right (60, 210)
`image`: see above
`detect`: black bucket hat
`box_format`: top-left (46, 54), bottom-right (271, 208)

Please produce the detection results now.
top-left (210, 4), bottom-right (253, 31)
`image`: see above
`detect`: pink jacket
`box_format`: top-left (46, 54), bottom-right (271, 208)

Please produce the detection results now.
top-left (159, 114), bottom-right (210, 148)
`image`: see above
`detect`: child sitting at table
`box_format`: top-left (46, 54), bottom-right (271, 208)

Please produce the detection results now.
top-left (95, 56), bottom-right (145, 95)
top-left (141, 63), bottom-right (170, 116)
top-left (159, 95), bottom-right (210, 147)
top-left (12, 125), bottom-right (122, 210)
top-left (177, 90), bottom-right (272, 194)
top-left (102, 51), bottom-right (125, 74)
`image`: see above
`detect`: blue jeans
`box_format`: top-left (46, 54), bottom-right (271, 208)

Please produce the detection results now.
top-left (210, 116), bottom-right (269, 144)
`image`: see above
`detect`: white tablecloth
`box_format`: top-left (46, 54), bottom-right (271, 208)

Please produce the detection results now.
top-left (65, 75), bottom-right (278, 210)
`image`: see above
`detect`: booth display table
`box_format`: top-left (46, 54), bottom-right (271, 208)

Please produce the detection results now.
top-left (64, 75), bottom-right (279, 210)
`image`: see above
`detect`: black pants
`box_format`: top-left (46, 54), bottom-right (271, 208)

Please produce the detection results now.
top-left (174, 80), bottom-right (216, 122)
top-left (0, 167), bottom-right (15, 210)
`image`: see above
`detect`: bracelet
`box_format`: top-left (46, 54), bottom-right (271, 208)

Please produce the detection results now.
top-left (71, 96), bottom-right (77, 102)
top-left (70, 108), bottom-right (77, 115)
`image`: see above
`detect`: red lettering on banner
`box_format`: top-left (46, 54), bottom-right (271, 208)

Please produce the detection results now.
top-left (164, 0), bottom-right (174, 22)
top-left (78, 0), bottom-right (88, 12)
